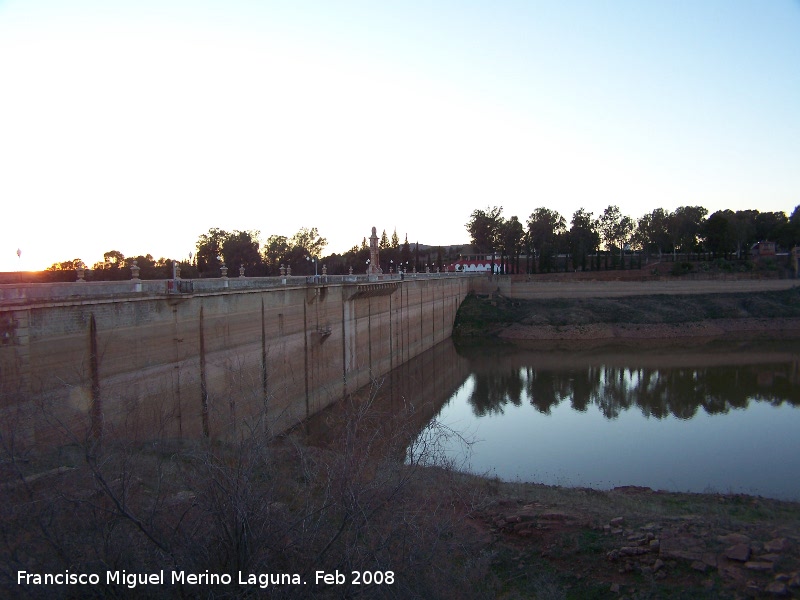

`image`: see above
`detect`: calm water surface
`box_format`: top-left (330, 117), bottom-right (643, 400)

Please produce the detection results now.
top-left (422, 341), bottom-right (800, 500)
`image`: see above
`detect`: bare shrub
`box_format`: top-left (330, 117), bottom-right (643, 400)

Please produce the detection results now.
top-left (1, 381), bottom-right (493, 599)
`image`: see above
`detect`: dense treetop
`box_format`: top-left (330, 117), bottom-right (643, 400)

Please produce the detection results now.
top-left (467, 203), bottom-right (799, 273)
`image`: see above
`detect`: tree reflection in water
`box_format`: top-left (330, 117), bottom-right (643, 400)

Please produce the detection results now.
top-left (464, 361), bottom-right (800, 421)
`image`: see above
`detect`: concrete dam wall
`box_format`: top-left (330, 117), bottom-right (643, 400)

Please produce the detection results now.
top-left (0, 276), bottom-right (472, 446)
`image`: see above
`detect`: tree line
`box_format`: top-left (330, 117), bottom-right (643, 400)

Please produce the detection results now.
top-left (44, 226), bottom-right (452, 280)
top-left (42, 202), bottom-right (800, 280)
top-left (467, 204), bottom-right (800, 273)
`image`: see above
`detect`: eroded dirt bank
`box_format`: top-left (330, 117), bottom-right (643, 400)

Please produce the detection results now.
top-left (453, 284), bottom-right (800, 341)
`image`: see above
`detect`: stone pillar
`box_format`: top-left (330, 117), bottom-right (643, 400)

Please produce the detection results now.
top-left (239, 265), bottom-right (245, 278)
top-left (174, 262), bottom-right (181, 279)
top-left (367, 226), bottom-right (381, 275)
top-left (220, 263), bottom-right (228, 278)
top-left (131, 260), bottom-right (140, 280)
top-left (280, 264), bottom-right (286, 277)
top-left (76, 264), bottom-right (85, 281)
top-left (322, 264), bottom-right (327, 276)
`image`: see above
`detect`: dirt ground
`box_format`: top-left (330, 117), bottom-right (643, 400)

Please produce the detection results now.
top-left (467, 475), bottom-right (800, 599)
top-left (454, 281), bottom-right (800, 342)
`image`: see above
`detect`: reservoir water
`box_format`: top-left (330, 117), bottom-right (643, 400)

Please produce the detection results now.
top-left (418, 338), bottom-right (800, 500)
top-left (308, 337), bottom-right (800, 500)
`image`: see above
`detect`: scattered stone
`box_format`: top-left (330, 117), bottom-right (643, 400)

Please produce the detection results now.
top-left (610, 517), bottom-right (625, 527)
top-left (691, 561), bottom-right (708, 573)
top-left (720, 566), bottom-right (744, 582)
top-left (718, 533), bottom-right (751, 546)
top-left (758, 553), bottom-right (782, 563)
top-left (539, 511), bottom-right (572, 522)
top-left (607, 550), bottom-right (620, 561)
top-left (745, 581), bottom-right (762, 595)
top-left (765, 581), bottom-right (789, 597)
top-left (659, 536), bottom-right (703, 562)
top-left (649, 539), bottom-right (660, 551)
top-left (619, 546), bottom-right (650, 557)
top-left (745, 561), bottom-right (774, 572)
top-left (609, 583), bottom-right (620, 593)
top-left (702, 553), bottom-right (718, 568)
top-left (764, 538), bottom-right (790, 553)
top-left (725, 543), bottom-right (751, 562)
top-left (628, 535), bottom-right (648, 546)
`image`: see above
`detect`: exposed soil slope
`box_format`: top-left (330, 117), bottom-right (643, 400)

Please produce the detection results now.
top-left (453, 286), bottom-right (800, 341)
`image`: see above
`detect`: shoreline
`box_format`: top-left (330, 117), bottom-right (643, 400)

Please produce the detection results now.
top-left (497, 316), bottom-right (800, 341)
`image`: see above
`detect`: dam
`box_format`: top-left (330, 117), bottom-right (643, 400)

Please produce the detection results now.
top-left (0, 272), bottom-right (475, 446)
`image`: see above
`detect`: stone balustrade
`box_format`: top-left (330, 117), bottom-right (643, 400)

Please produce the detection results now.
top-left (0, 272), bottom-right (480, 306)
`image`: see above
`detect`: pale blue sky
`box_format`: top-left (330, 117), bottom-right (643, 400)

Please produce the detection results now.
top-left (1, 1), bottom-right (799, 270)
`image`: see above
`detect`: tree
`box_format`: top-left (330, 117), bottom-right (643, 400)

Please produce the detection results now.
top-left (701, 210), bottom-right (736, 257)
top-left (754, 211), bottom-right (788, 243)
top-left (598, 205), bottom-right (634, 263)
top-left (222, 230), bottom-right (262, 275)
top-left (729, 210), bottom-right (757, 258)
top-left (499, 215), bottom-right (524, 274)
top-left (289, 227), bottom-right (327, 259)
top-left (90, 250), bottom-right (128, 279)
top-left (466, 206), bottom-right (503, 273)
top-left (569, 208), bottom-right (599, 271)
top-left (46, 258), bottom-right (83, 271)
top-left (635, 208), bottom-right (671, 256)
top-left (667, 206), bottom-right (708, 258)
top-left (283, 227), bottom-right (327, 274)
top-left (773, 205), bottom-right (800, 249)
top-left (103, 250), bottom-right (125, 267)
top-left (263, 235), bottom-right (290, 274)
top-left (527, 208), bottom-right (566, 273)
top-left (196, 228), bottom-right (228, 275)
